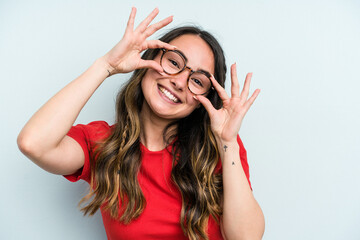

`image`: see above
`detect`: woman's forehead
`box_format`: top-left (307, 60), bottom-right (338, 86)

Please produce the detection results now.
top-left (168, 34), bottom-right (215, 74)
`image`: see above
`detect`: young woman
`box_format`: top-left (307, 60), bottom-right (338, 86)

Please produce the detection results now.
top-left (17, 7), bottom-right (265, 240)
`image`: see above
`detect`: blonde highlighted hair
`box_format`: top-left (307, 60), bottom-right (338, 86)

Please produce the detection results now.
top-left (79, 26), bottom-right (227, 240)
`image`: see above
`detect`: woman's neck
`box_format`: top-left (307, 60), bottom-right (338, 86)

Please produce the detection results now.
top-left (139, 103), bottom-right (177, 151)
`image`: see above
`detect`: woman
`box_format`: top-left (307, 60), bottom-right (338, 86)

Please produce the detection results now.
top-left (17, 7), bottom-right (265, 240)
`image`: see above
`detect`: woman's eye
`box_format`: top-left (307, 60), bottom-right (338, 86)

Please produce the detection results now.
top-left (169, 59), bottom-right (180, 69)
top-left (191, 78), bottom-right (203, 87)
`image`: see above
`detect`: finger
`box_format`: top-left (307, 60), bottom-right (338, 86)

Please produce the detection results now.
top-left (239, 72), bottom-right (252, 104)
top-left (195, 95), bottom-right (217, 117)
top-left (125, 7), bottom-right (137, 32)
top-left (146, 40), bottom-right (176, 50)
top-left (243, 89), bottom-right (261, 112)
top-left (230, 63), bottom-right (240, 97)
top-left (137, 59), bottom-right (164, 73)
top-left (144, 16), bottom-right (173, 38)
top-left (136, 8), bottom-right (159, 32)
top-left (210, 74), bottom-right (229, 101)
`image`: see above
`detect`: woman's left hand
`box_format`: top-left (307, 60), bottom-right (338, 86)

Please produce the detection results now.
top-left (196, 63), bottom-right (260, 143)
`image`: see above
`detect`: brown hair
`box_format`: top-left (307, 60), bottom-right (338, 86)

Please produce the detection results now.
top-left (79, 26), bottom-right (227, 240)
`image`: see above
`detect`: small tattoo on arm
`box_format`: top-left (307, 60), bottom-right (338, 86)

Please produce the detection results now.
top-left (224, 145), bottom-right (228, 152)
top-left (232, 161), bottom-right (235, 165)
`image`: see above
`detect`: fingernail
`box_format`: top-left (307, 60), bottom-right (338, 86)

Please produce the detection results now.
top-left (159, 71), bottom-right (166, 76)
top-left (193, 95), bottom-right (198, 100)
top-left (172, 45), bottom-right (177, 49)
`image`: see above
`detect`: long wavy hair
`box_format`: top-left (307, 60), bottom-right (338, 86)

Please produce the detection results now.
top-left (79, 26), bottom-right (227, 240)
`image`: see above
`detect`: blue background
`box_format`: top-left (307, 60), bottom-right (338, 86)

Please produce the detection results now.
top-left (1, 0), bottom-right (360, 239)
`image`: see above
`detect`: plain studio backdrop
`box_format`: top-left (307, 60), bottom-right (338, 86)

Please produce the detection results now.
top-left (1, 0), bottom-right (359, 239)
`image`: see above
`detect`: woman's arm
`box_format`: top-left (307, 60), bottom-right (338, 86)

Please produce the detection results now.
top-left (196, 64), bottom-right (264, 239)
top-left (17, 7), bottom-right (175, 175)
top-left (219, 140), bottom-right (265, 240)
top-left (17, 58), bottom-right (110, 175)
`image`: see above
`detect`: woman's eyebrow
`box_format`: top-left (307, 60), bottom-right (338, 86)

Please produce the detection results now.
top-left (175, 49), bottom-right (188, 62)
top-left (198, 69), bottom-right (212, 77)
top-left (176, 50), bottom-right (212, 76)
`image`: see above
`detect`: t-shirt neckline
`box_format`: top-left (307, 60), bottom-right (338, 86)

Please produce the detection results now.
top-left (140, 138), bottom-right (176, 154)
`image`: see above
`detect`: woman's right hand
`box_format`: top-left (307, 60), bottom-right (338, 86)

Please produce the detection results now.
top-left (102, 7), bottom-right (175, 75)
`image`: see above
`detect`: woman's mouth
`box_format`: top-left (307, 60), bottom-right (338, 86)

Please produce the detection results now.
top-left (158, 85), bottom-right (181, 103)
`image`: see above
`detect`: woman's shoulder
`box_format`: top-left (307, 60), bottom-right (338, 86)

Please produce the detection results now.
top-left (76, 120), bottom-right (113, 129)
top-left (68, 120), bottom-right (114, 141)
top-left (83, 120), bottom-right (112, 128)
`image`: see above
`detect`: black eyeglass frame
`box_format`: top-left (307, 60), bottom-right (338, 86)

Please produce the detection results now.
top-left (160, 48), bottom-right (214, 95)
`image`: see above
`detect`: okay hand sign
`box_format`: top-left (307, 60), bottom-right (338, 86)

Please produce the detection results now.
top-left (196, 63), bottom-right (260, 143)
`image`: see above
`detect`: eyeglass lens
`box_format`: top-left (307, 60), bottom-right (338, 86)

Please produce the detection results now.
top-left (161, 51), bottom-right (211, 95)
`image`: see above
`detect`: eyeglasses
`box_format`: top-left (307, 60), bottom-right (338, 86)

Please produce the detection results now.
top-left (160, 49), bottom-right (213, 95)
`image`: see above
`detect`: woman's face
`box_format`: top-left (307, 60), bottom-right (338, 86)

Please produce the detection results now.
top-left (141, 34), bottom-right (215, 121)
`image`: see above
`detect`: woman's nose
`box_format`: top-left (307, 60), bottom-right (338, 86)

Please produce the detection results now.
top-left (170, 70), bottom-right (190, 91)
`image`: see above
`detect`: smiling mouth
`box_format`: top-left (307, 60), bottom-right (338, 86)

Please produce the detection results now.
top-left (158, 85), bottom-right (181, 103)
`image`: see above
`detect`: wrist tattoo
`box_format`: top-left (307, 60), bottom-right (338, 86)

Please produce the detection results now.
top-left (223, 145), bottom-right (228, 152)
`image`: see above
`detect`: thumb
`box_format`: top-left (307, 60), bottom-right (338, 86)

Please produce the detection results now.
top-left (138, 59), bottom-right (164, 73)
top-left (195, 95), bottom-right (216, 117)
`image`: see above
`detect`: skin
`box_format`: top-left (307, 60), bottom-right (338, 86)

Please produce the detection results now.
top-left (196, 65), bottom-right (264, 239)
top-left (141, 34), bottom-right (214, 121)
top-left (17, 8), bottom-right (176, 176)
top-left (17, 7), bottom-right (265, 239)
top-left (140, 34), bottom-right (215, 150)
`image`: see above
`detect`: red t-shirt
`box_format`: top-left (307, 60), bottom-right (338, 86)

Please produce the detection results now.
top-left (64, 121), bottom-right (251, 240)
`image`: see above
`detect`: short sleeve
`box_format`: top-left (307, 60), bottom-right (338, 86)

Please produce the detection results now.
top-left (215, 135), bottom-right (252, 190)
top-left (237, 135), bottom-right (252, 190)
top-left (63, 121), bottom-right (111, 183)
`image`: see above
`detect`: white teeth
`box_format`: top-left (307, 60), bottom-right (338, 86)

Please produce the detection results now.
top-left (159, 86), bottom-right (179, 103)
